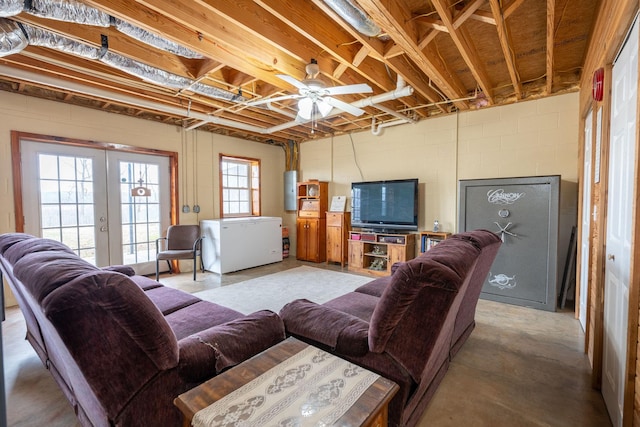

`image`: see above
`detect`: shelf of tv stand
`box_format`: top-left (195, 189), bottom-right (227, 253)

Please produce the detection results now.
top-left (348, 231), bottom-right (416, 277)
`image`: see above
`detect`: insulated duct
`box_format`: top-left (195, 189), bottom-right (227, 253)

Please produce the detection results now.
top-left (0, 18), bottom-right (27, 56)
top-left (322, 0), bottom-right (381, 37)
top-left (0, 0), bottom-right (202, 58)
top-left (0, 0), bottom-right (23, 17)
top-left (1, 21), bottom-right (247, 102)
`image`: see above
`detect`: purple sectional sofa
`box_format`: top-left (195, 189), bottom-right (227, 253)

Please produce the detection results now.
top-left (0, 233), bottom-right (286, 427)
top-left (280, 229), bottom-right (501, 427)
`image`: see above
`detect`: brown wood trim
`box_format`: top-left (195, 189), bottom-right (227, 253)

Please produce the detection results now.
top-left (592, 65), bottom-right (614, 391)
top-left (10, 131), bottom-right (25, 232)
top-left (218, 153), bottom-right (262, 218)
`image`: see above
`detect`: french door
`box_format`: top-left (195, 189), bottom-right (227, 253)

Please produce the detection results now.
top-left (20, 140), bottom-right (170, 275)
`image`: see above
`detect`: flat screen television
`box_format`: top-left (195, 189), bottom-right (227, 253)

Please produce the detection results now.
top-left (351, 178), bottom-right (419, 232)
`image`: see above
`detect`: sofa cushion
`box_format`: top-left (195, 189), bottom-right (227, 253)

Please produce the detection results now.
top-left (179, 310), bottom-right (285, 381)
top-left (43, 270), bottom-right (180, 370)
top-left (164, 300), bottom-right (246, 340)
top-left (129, 275), bottom-right (164, 291)
top-left (0, 232), bottom-right (34, 254)
top-left (280, 299), bottom-right (369, 356)
top-left (101, 265), bottom-right (136, 276)
top-left (354, 276), bottom-right (391, 297)
top-left (13, 251), bottom-right (99, 303)
top-left (144, 286), bottom-right (201, 315)
top-left (3, 237), bottom-right (75, 264)
top-left (323, 291), bottom-right (380, 322)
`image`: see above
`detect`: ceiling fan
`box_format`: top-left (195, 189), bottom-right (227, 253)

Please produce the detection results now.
top-left (248, 59), bottom-right (373, 120)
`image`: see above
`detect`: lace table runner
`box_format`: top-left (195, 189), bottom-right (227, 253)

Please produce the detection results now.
top-left (192, 346), bottom-right (380, 427)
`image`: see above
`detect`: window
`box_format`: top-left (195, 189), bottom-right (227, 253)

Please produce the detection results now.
top-left (220, 155), bottom-right (260, 217)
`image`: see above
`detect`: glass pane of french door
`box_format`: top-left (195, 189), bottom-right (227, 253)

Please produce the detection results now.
top-left (107, 151), bottom-right (170, 275)
top-left (21, 141), bottom-right (109, 266)
top-left (21, 140), bottom-right (170, 273)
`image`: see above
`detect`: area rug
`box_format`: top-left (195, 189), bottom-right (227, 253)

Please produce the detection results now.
top-left (193, 266), bottom-right (373, 314)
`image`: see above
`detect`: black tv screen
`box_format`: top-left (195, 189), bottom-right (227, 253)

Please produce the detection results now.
top-left (351, 178), bottom-right (419, 232)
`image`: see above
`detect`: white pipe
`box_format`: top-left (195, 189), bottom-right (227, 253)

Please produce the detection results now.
top-left (0, 64), bottom-right (414, 135)
top-left (266, 102), bottom-right (297, 119)
top-left (373, 104), bottom-right (416, 123)
top-left (371, 116), bottom-right (409, 135)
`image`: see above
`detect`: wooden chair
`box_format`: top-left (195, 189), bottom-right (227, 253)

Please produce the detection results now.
top-left (155, 225), bottom-right (204, 280)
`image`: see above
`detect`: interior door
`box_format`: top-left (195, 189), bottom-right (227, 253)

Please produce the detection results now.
top-left (21, 140), bottom-right (170, 273)
top-left (602, 16), bottom-right (638, 427)
top-left (579, 109), bottom-right (593, 331)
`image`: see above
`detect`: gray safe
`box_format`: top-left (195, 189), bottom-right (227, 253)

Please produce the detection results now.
top-left (458, 175), bottom-right (577, 311)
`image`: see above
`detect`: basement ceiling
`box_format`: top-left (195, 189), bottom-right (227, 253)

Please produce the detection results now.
top-left (0, 0), bottom-right (598, 145)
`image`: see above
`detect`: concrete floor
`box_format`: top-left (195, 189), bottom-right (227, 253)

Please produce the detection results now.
top-left (2, 257), bottom-right (611, 426)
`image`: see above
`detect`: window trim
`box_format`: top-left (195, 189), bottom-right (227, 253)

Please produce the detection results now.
top-left (219, 154), bottom-right (261, 218)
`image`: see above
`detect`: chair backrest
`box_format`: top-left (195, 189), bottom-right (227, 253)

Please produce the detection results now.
top-left (166, 225), bottom-right (201, 250)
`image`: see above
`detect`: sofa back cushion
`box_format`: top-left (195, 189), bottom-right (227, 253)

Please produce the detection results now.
top-left (368, 239), bottom-right (480, 381)
top-left (13, 251), bottom-right (99, 303)
top-left (0, 233), bottom-right (35, 254)
top-left (42, 270), bottom-right (179, 417)
top-left (448, 230), bottom-right (502, 345)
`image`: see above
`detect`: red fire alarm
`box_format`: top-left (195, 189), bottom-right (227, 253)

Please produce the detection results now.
top-left (592, 68), bottom-right (604, 101)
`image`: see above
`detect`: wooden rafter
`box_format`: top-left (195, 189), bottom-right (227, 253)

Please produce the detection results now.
top-left (546, 0), bottom-right (555, 94)
top-left (488, 0), bottom-right (523, 99)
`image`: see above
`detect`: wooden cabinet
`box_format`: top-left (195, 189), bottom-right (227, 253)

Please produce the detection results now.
top-left (348, 231), bottom-right (416, 277)
top-left (296, 218), bottom-right (326, 262)
top-left (326, 211), bottom-right (351, 267)
top-left (419, 231), bottom-right (451, 253)
top-left (296, 181), bottom-right (328, 262)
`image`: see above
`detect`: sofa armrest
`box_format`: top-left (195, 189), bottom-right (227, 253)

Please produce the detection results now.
top-left (280, 299), bottom-right (369, 357)
top-left (101, 265), bottom-right (136, 276)
top-left (178, 310), bottom-right (285, 382)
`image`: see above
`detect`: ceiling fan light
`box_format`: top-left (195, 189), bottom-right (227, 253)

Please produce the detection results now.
top-left (298, 97), bottom-right (313, 120)
top-left (317, 99), bottom-right (333, 117)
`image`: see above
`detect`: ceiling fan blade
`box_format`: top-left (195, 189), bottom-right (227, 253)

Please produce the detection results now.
top-left (276, 74), bottom-right (309, 91)
top-left (246, 94), bottom-right (299, 106)
top-left (323, 96), bottom-right (366, 116)
top-left (325, 83), bottom-right (373, 96)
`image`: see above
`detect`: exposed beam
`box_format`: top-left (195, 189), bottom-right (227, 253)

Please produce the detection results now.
top-left (355, 0), bottom-right (469, 110)
top-left (489, 0), bottom-right (523, 99)
top-left (431, 0), bottom-right (494, 104)
top-left (546, 0), bottom-right (555, 94)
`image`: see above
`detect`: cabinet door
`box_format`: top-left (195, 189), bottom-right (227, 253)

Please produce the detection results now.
top-left (349, 240), bottom-right (364, 269)
top-left (296, 219), bottom-right (308, 260)
top-left (306, 219), bottom-right (320, 262)
top-left (326, 225), bottom-right (342, 263)
top-left (388, 245), bottom-right (406, 270)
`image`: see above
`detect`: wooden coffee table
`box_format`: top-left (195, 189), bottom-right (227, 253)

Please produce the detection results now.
top-left (175, 337), bottom-right (398, 427)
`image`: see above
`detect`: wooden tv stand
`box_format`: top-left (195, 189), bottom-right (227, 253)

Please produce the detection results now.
top-left (348, 230), bottom-right (416, 277)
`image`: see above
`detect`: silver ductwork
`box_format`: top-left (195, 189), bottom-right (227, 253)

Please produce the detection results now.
top-left (0, 18), bottom-right (27, 55)
top-left (28, 0), bottom-right (111, 26)
top-left (0, 18), bottom-right (246, 102)
top-left (0, 0), bottom-right (202, 58)
top-left (0, 0), bottom-right (24, 17)
top-left (23, 24), bottom-right (102, 59)
top-left (113, 19), bottom-right (203, 59)
top-left (322, 0), bottom-right (380, 37)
